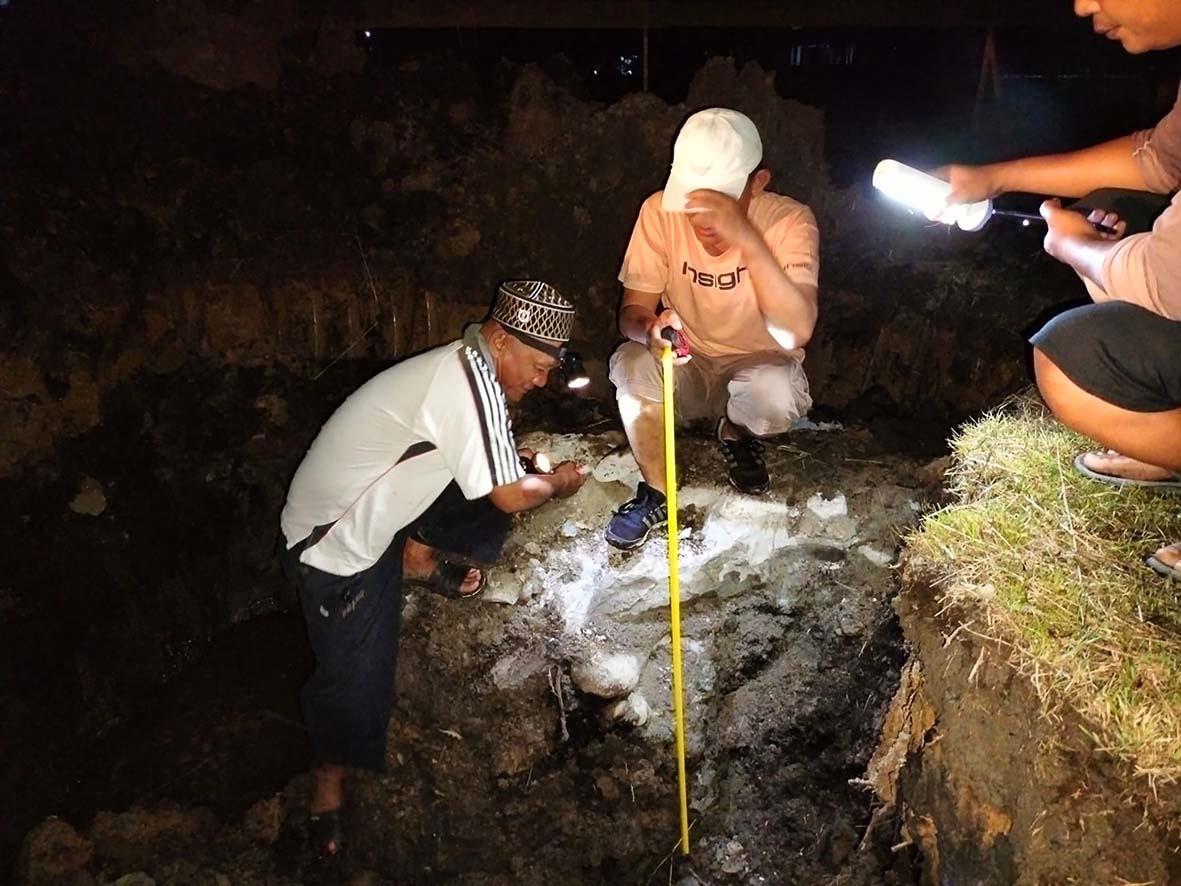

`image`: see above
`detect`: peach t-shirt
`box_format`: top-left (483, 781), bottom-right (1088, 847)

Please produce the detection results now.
top-left (618, 191), bottom-right (820, 358)
top-left (1094, 86), bottom-right (1181, 321)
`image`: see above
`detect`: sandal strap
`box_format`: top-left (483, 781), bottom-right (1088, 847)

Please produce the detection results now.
top-left (406, 560), bottom-right (485, 599)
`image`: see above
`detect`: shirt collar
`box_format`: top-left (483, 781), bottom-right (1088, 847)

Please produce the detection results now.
top-left (463, 323), bottom-right (496, 368)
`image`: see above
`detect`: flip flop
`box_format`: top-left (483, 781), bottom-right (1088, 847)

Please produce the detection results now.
top-left (308, 808), bottom-right (343, 857)
top-left (1146, 543), bottom-right (1181, 581)
top-left (1146, 556), bottom-right (1181, 580)
top-left (1073, 453), bottom-right (1181, 489)
top-left (404, 560), bottom-right (487, 599)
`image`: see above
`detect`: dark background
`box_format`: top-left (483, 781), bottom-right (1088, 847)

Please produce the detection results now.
top-left (361, 22), bottom-right (1181, 182)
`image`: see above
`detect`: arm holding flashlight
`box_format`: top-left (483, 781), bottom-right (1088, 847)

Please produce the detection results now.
top-left (938, 93), bottom-right (1181, 317)
top-left (488, 461), bottom-right (588, 513)
top-left (940, 134), bottom-right (1149, 205)
top-left (683, 188), bottom-right (819, 351)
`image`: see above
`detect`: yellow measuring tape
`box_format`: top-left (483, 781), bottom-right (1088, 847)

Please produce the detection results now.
top-left (661, 346), bottom-right (691, 855)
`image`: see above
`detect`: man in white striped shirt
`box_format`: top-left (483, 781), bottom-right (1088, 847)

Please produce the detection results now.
top-left (279, 280), bottom-right (588, 856)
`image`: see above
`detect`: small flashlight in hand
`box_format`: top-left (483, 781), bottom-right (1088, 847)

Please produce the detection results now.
top-left (661, 326), bottom-right (691, 358)
top-left (520, 451), bottom-right (553, 474)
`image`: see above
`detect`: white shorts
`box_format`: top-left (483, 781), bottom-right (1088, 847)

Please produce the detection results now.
top-left (608, 341), bottom-right (812, 437)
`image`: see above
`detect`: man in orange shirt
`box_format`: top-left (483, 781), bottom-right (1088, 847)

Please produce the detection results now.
top-left (605, 108), bottom-right (821, 550)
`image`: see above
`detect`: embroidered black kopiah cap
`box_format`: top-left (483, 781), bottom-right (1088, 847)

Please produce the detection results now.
top-left (491, 280), bottom-right (575, 354)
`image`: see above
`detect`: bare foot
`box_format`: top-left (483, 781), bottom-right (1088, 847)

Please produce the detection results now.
top-left (402, 537), bottom-right (482, 596)
top-left (1081, 450), bottom-right (1176, 482)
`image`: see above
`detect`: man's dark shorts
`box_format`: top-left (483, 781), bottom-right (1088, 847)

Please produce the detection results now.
top-left (281, 527), bottom-right (405, 772)
top-left (1031, 301), bottom-right (1181, 413)
top-left (278, 481), bottom-right (514, 772)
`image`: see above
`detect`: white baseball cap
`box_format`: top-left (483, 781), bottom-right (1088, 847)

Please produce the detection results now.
top-left (661, 108), bottom-right (763, 213)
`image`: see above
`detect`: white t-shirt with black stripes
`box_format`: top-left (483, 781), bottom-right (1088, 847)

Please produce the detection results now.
top-left (280, 338), bottom-right (524, 577)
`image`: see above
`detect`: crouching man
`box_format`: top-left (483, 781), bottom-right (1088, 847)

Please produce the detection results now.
top-left (279, 280), bottom-right (589, 855)
top-left (606, 108), bottom-right (821, 550)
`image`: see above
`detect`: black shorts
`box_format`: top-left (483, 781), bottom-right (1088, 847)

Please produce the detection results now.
top-left (278, 481), bottom-right (513, 771)
top-left (1030, 301), bottom-right (1181, 413)
top-left (281, 527), bottom-right (405, 772)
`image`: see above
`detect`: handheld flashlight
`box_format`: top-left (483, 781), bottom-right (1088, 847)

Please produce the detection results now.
top-left (873, 160), bottom-right (992, 231)
top-left (873, 160), bottom-right (1117, 234)
top-left (520, 451), bottom-right (553, 474)
top-left (559, 349), bottom-right (589, 390)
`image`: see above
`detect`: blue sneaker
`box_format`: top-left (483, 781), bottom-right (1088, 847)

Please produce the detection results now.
top-left (605, 482), bottom-right (668, 551)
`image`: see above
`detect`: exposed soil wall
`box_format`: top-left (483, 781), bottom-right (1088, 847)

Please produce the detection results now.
top-left (885, 563), bottom-right (1181, 885)
top-left (2, 7), bottom-right (1082, 479)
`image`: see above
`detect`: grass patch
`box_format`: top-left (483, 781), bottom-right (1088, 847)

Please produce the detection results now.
top-left (907, 393), bottom-right (1181, 783)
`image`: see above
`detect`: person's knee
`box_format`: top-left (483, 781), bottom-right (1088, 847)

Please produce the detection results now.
top-left (609, 341), bottom-right (663, 404)
top-left (1033, 347), bottom-right (1084, 426)
top-left (728, 363), bottom-right (810, 436)
top-left (617, 392), bottom-right (662, 431)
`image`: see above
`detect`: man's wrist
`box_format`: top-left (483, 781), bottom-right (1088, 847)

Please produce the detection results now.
top-left (981, 161), bottom-right (1009, 196)
top-left (551, 472), bottom-right (575, 499)
top-left (620, 307), bottom-right (657, 343)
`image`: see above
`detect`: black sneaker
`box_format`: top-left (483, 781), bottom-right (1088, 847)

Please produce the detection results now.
top-left (717, 417), bottom-right (770, 494)
top-left (605, 482), bottom-right (668, 550)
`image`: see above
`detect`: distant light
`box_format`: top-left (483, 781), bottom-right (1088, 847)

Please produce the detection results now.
top-left (567, 377), bottom-right (590, 390)
top-left (363, 30), bottom-right (372, 38)
top-left (1022, 219), bottom-right (1031, 227)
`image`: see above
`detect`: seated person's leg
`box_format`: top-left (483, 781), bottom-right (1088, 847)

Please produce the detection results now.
top-left (716, 356), bottom-right (813, 494)
top-left (1031, 302), bottom-right (1181, 472)
top-left (608, 342), bottom-right (669, 493)
top-left (1031, 301), bottom-right (1181, 576)
top-left (604, 342), bottom-right (669, 549)
top-left (403, 481), bottom-right (514, 597)
top-left (604, 342), bottom-right (711, 550)
top-left (725, 356), bottom-right (813, 437)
